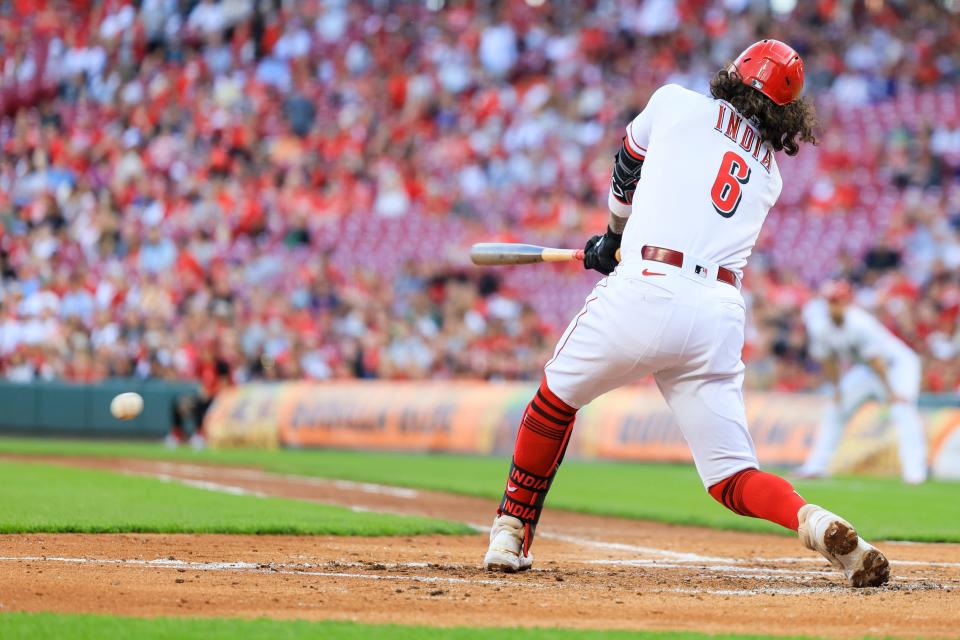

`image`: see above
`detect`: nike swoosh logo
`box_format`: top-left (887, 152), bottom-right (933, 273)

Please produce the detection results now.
top-left (641, 268), bottom-right (665, 276)
top-left (506, 484), bottom-right (518, 493)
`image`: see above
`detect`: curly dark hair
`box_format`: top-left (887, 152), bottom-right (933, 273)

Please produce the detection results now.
top-left (709, 69), bottom-right (818, 156)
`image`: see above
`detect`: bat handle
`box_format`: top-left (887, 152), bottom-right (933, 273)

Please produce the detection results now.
top-left (573, 249), bottom-right (622, 262)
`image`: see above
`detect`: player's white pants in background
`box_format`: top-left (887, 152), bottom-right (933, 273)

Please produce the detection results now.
top-left (544, 261), bottom-right (757, 488)
top-left (799, 362), bottom-right (928, 483)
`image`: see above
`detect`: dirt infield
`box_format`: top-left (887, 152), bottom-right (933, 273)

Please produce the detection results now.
top-left (1, 456), bottom-right (958, 637)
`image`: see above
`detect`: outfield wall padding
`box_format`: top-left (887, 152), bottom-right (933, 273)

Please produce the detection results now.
top-left (0, 379), bottom-right (199, 437)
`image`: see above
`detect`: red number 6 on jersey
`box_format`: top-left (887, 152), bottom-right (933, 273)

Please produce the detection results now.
top-left (711, 151), bottom-right (751, 218)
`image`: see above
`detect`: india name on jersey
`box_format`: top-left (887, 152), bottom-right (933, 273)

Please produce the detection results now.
top-left (615, 84), bottom-right (784, 279)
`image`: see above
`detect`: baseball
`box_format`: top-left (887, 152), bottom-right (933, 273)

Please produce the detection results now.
top-left (110, 392), bottom-right (144, 421)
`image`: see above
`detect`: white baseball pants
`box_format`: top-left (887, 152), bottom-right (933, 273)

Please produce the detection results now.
top-left (544, 261), bottom-right (757, 488)
top-left (800, 362), bottom-right (928, 483)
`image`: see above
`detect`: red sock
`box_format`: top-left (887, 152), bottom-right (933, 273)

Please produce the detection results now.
top-left (708, 468), bottom-right (807, 531)
top-left (498, 379), bottom-right (576, 552)
top-left (514, 380), bottom-right (576, 471)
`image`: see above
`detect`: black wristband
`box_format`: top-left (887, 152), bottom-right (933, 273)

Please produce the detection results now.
top-left (611, 137), bottom-right (645, 205)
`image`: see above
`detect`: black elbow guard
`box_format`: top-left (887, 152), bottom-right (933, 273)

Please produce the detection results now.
top-left (610, 137), bottom-right (645, 205)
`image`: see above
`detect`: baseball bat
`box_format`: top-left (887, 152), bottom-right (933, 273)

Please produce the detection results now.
top-left (470, 242), bottom-right (621, 266)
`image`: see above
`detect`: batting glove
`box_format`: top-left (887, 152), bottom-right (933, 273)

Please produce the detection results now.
top-left (583, 227), bottom-right (622, 275)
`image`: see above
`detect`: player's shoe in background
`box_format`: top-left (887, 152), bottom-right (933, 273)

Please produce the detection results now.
top-left (792, 470), bottom-right (827, 481)
top-left (483, 515), bottom-right (532, 573)
top-left (798, 504), bottom-right (889, 588)
top-left (189, 432), bottom-right (207, 450)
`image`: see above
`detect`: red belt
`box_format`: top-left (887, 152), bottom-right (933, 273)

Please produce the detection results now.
top-left (640, 245), bottom-right (739, 288)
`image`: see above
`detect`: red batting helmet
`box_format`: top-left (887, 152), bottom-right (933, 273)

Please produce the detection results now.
top-left (821, 280), bottom-right (853, 303)
top-left (730, 39), bottom-right (804, 106)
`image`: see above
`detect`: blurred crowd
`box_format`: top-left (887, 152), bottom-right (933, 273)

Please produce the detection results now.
top-left (0, 0), bottom-right (958, 394)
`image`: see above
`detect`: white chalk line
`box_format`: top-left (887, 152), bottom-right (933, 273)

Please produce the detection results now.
top-left (589, 559), bottom-right (835, 576)
top-left (151, 474), bottom-right (268, 498)
top-left (135, 477), bottom-right (960, 574)
top-left (1, 556), bottom-right (263, 570)
top-left (41, 460), bottom-right (960, 574)
top-left (1, 556), bottom-right (951, 595)
top-left (667, 586), bottom-right (834, 596)
top-left (761, 555), bottom-right (960, 569)
top-left (111, 466), bottom-right (422, 518)
top-left (584, 560), bottom-right (954, 585)
top-left (111, 468), bottom-right (430, 528)
top-left (537, 530), bottom-right (732, 563)
top-left (496, 526), bottom-right (960, 572)
top-left (589, 557), bottom-right (960, 572)
top-left (0, 556), bottom-right (836, 595)
top-left (498, 523), bottom-right (960, 575)
top-left (468, 522), bottom-right (736, 564)
top-left (138, 464), bottom-right (950, 565)
top-left (148, 462), bottom-right (418, 499)
top-left (0, 556), bottom-right (521, 587)
top-left (330, 479), bottom-right (418, 499)
top-left (143, 469), bottom-right (422, 520)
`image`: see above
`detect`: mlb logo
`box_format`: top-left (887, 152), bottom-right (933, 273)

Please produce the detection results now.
top-left (695, 265), bottom-right (709, 279)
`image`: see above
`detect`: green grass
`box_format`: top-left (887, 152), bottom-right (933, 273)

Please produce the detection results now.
top-left (0, 437), bottom-right (957, 541)
top-left (0, 612), bottom-right (824, 640)
top-left (0, 460), bottom-right (469, 536)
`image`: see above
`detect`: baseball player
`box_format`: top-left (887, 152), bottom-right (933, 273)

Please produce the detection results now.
top-left (483, 40), bottom-right (890, 587)
top-left (799, 281), bottom-right (928, 483)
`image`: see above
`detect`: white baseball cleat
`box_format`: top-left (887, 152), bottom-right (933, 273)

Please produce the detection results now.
top-left (483, 515), bottom-right (533, 573)
top-left (798, 504), bottom-right (889, 588)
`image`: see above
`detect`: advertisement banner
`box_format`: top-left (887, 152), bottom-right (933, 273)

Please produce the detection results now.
top-left (276, 381), bottom-right (530, 453)
top-left (574, 390), bottom-right (817, 465)
top-left (206, 381), bottom-right (819, 465)
top-left (931, 410), bottom-right (960, 480)
top-left (828, 405), bottom-right (960, 479)
top-left (203, 384), bottom-right (286, 449)
top-left (204, 381), bottom-right (959, 478)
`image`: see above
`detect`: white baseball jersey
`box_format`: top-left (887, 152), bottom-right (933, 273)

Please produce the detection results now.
top-left (608, 84), bottom-right (783, 279)
top-left (544, 83), bottom-right (798, 488)
top-left (804, 301), bottom-right (918, 368)
top-left (800, 300), bottom-right (927, 483)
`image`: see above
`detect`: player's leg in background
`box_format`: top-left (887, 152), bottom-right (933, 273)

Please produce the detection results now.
top-left (167, 392), bottom-right (196, 448)
top-left (485, 274), bottom-right (682, 572)
top-left (888, 355), bottom-right (928, 484)
top-left (799, 365), bottom-right (880, 478)
top-left (189, 395), bottom-right (214, 450)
